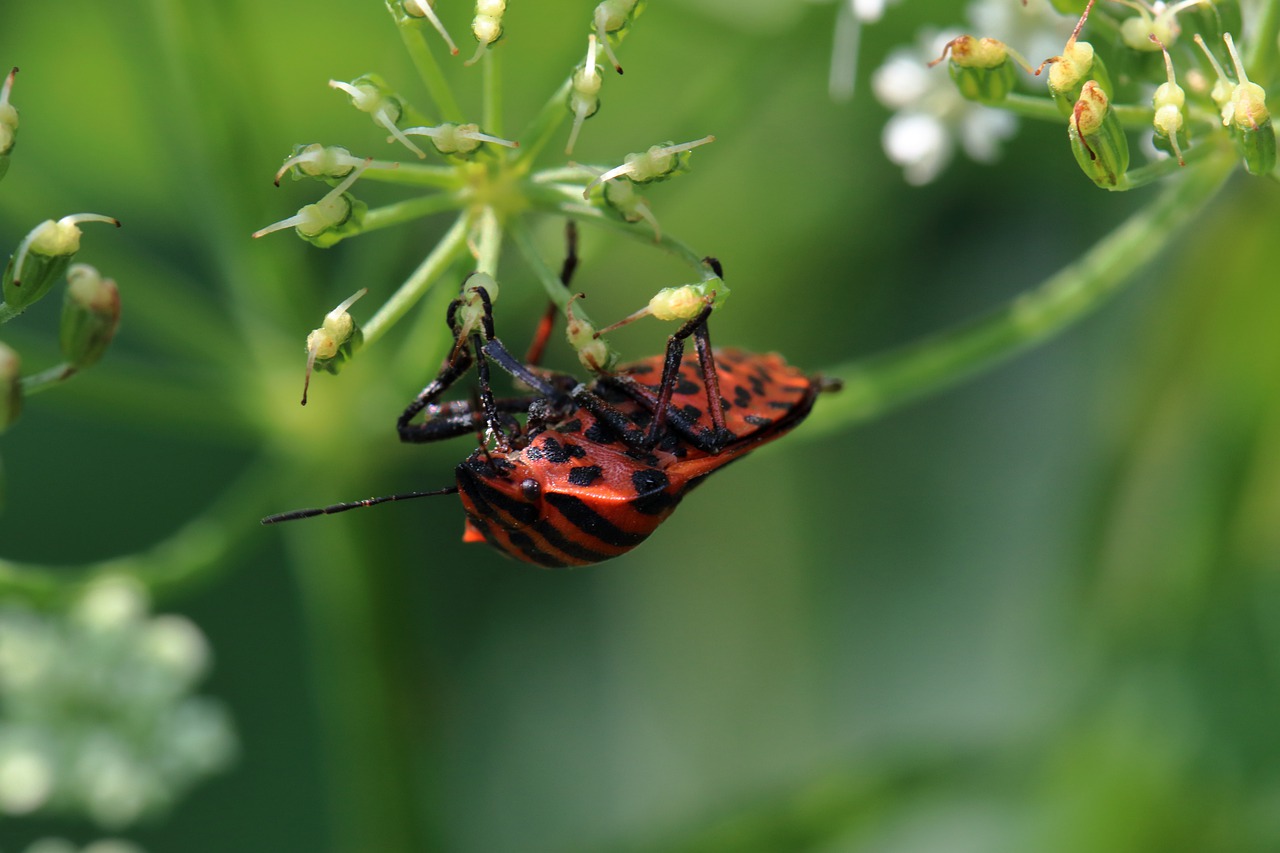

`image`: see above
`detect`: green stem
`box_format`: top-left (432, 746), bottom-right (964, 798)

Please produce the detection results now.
top-left (513, 75), bottom-right (574, 168)
top-left (1112, 140), bottom-right (1219, 190)
top-left (482, 48), bottom-right (503, 140)
top-left (1247, 0), bottom-right (1280, 83)
top-left (1003, 92), bottom-right (1152, 128)
top-left (475, 206), bottom-right (503, 276)
top-left (362, 212), bottom-right (472, 347)
top-left (362, 163), bottom-right (462, 189)
top-left (387, 0), bottom-right (465, 124)
top-left (360, 191), bottom-right (467, 233)
top-left (803, 150), bottom-right (1236, 438)
top-left (20, 362), bottom-right (76, 393)
top-left (509, 216), bottom-right (594, 327)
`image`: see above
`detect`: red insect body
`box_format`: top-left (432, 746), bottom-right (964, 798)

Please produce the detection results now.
top-left (455, 348), bottom-right (824, 567)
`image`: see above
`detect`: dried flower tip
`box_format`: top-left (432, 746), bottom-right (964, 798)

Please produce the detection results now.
top-left (274, 143), bottom-right (398, 186)
top-left (1150, 35), bottom-right (1188, 165)
top-left (401, 123), bottom-right (518, 156)
top-left (465, 0), bottom-right (507, 66)
top-left (330, 75), bottom-right (425, 158)
top-left (594, 0), bottom-right (645, 74)
top-left (582, 136), bottom-right (714, 198)
top-left (404, 0), bottom-right (459, 55)
top-left (253, 158), bottom-right (372, 240)
top-left (302, 288), bottom-right (367, 405)
top-left (931, 36), bottom-right (1029, 104)
top-left (566, 35), bottom-right (604, 154)
top-left (565, 293), bottom-right (615, 372)
top-left (60, 263), bottom-right (121, 371)
top-left (1068, 80), bottom-right (1129, 187)
top-left (0, 341), bottom-right (20, 433)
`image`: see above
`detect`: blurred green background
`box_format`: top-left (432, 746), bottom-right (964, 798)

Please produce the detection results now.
top-left (2, 1), bottom-right (1279, 851)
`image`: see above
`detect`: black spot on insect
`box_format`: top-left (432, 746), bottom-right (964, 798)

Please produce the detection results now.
top-left (564, 443), bottom-right (587, 459)
top-left (627, 364), bottom-right (656, 376)
top-left (733, 385), bottom-right (753, 407)
top-left (674, 375), bottom-right (700, 396)
top-left (629, 469), bottom-right (675, 515)
top-left (628, 408), bottom-right (653, 428)
top-left (625, 449), bottom-right (661, 467)
top-left (524, 445), bottom-right (545, 461)
top-left (768, 400), bottom-right (795, 410)
top-left (568, 465), bottom-right (603, 486)
top-left (744, 414), bottom-right (772, 427)
top-left (631, 468), bottom-right (669, 496)
top-left (555, 418), bottom-right (583, 435)
top-left (540, 436), bottom-right (573, 464)
top-left (681, 403), bottom-right (703, 422)
top-left (583, 421), bottom-right (616, 445)
top-left (748, 374), bottom-right (767, 396)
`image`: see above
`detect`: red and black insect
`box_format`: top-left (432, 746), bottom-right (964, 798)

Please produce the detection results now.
top-left (263, 232), bottom-right (838, 567)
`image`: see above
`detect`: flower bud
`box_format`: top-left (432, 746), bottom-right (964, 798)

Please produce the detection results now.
top-left (329, 74), bottom-right (425, 158)
top-left (582, 136), bottom-right (715, 198)
top-left (595, 272), bottom-right (730, 336)
top-left (0, 67), bottom-right (18, 182)
top-left (465, 0), bottom-right (507, 66)
top-left (60, 264), bottom-right (121, 370)
top-left (601, 178), bottom-right (662, 239)
top-left (0, 340), bottom-right (20, 433)
top-left (1220, 33), bottom-right (1276, 176)
top-left (930, 36), bottom-right (1022, 104)
top-left (1068, 81), bottom-right (1129, 188)
top-left (565, 294), bottom-right (616, 373)
top-left (273, 143), bottom-right (399, 186)
top-left (593, 0), bottom-right (645, 74)
top-left (1119, 7), bottom-right (1179, 52)
top-left (1045, 41), bottom-right (1112, 115)
top-left (2, 214), bottom-right (120, 315)
top-left (400, 122), bottom-right (518, 158)
top-left (450, 272), bottom-right (499, 348)
top-left (1150, 37), bottom-right (1188, 165)
top-left (566, 35), bottom-right (604, 154)
top-left (301, 289), bottom-right (366, 405)
top-left (253, 158), bottom-right (372, 247)
top-left (403, 0), bottom-right (459, 55)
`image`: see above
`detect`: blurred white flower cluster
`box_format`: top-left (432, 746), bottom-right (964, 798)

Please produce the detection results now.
top-left (871, 0), bottom-right (1076, 184)
top-left (0, 577), bottom-right (235, 828)
top-left (4, 839), bottom-right (145, 853)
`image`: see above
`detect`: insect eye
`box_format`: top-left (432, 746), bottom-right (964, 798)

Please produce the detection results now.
top-left (520, 478), bottom-right (541, 501)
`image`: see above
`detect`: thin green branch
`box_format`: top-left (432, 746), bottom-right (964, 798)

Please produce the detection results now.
top-left (482, 48), bottom-right (503, 140)
top-left (362, 163), bottom-right (462, 189)
top-left (803, 150), bottom-right (1236, 439)
top-left (513, 76), bottom-right (574, 169)
top-left (359, 191), bottom-right (467, 233)
top-left (1003, 92), bottom-right (1152, 128)
top-left (362, 212), bottom-right (472, 347)
top-left (474, 206), bottom-right (503, 276)
top-left (387, 0), bottom-right (465, 124)
top-left (509, 216), bottom-right (593, 326)
top-left (20, 362), bottom-right (76, 394)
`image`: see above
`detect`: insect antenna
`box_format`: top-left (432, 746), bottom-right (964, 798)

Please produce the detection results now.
top-left (261, 486), bottom-right (460, 524)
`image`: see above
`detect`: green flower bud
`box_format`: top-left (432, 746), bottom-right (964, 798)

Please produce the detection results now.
top-left (593, 0), bottom-right (645, 74)
top-left (60, 264), bottom-right (120, 370)
top-left (403, 0), bottom-right (459, 55)
top-left (601, 178), bottom-right (662, 238)
top-left (1068, 80), bottom-right (1129, 188)
top-left (1119, 8), bottom-right (1179, 52)
top-left (2, 214), bottom-right (120, 315)
top-left (452, 272), bottom-right (499, 342)
top-left (565, 293), bottom-right (616, 373)
top-left (582, 136), bottom-right (715, 198)
top-left (301, 289), bottom-right (366, 406)
top-left (253, 158), bottom-right (371, 247)
top-left (0, 340), bottom-right (20, 433)
top-left (400, 122), bottom-right (518, 158)
top-left (1045, 41), bottom-right (1112, 115)
top-left (1150, 38), bottom-right (1188, 165)
top-left (0, 67), bottom-right (19, 183)
top-left (566, 35), bottom-right (605, 154)
top-left (1220, 33), bottom-right (1276, 176)
top-left (595, 271), bottom-right (730, 336)
top-left (273, 144), bottom-right (399, 186)
top-left (329, 74), bottom-right (425, 158)
top-left (931, 36), bottom-right (1023, 104)
top-left (465, 0), bottom-right (507, 66)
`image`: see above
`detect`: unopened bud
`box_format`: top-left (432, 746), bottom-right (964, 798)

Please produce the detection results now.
top-left (301, 289), bottom-right (366, 405)
top-left (582, 136), bottom-right (714, 198)
top-left (452, 272), bottom-right (499, 343)
top-left (403, 0), bottom-right (459, 55)
top-left (595, 273), bottom-right (729, 336)
top-left (0, 67), bottom-right (18, 182)
top-left (593, 0), bottom-right (645, 74)
top-left (601, 178), bottom-right (662, 239)
top-left (931, 36), bottom-right (1024, 104)
top-left (60, 264), bottom-right (120, 370)
top-left (253, 158), bottom-right (372, 247)
top-left (1039, 0), bottom-right (1112, 115)
top-left (565, 294), bottom-right (615, 372)
top-left (465, 0), bottom-right (507, 66)
top-left (1220, 33), bottom-right (1276, 176)
top-left (401, 122), bottom-right (518, 157)
top-left (329, 74), bottom-right (425, 158)
top-left (0, 341), bottom-right (19, 433)
top-left (274, 143), bottom-right (398, 186)
top-left (1119, 8), bottom-right (1178, 52)
top-left (566, 35), bottom-right (604, 154)
top-left (1068, 80), bottom-right (1129, 188)
top-left (2, 214), bottom-right (120, 314)
top-left (1150, 37), bottom-right (1188, 165)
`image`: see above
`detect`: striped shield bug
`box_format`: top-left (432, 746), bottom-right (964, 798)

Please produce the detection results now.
top-left (263, 232), bottom-right (839, 566)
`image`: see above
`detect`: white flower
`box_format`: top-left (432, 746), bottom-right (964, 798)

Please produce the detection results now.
top-left (872, 32), bottom-right (1017, 185)
top-left (826, 0), bottom-right (904, 100)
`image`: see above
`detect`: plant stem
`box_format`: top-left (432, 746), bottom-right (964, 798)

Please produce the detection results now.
top-left (509, 216), bottom-right (594, 328)
top-left (363, 213), bottom-right (472, 348)
top-left (389, 1), bottom-right (465, 124)
top-left (1003, 92), bottom-right (1152, 128)
top-left (362, 163), bottom-right (462, 189)
top-left (483, 48), bottom-right (503, 140)
top-left (360, 191), bottom-right (467, 234)
top-left (803, 149), bottom-right (1236, 438)
top-left (513, 76), bottom-right (573, 169)
top-left (19, 362), bottom-right (76, 393)
top-left (1247, 0), bottom-right (1280, 83)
